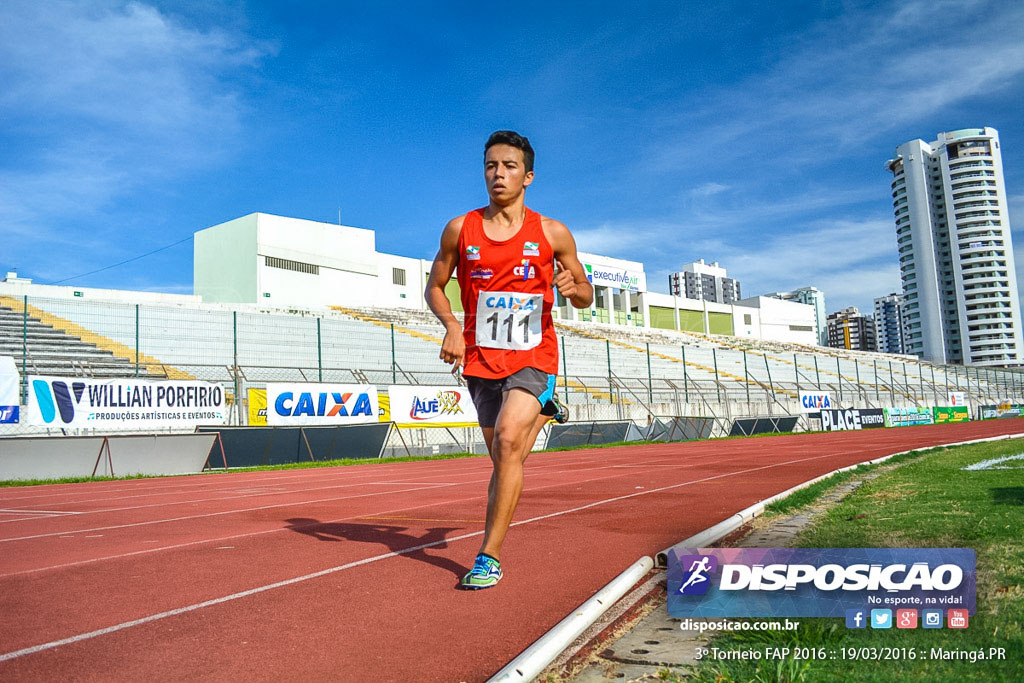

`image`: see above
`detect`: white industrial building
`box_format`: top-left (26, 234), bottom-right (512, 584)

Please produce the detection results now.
top-left (191, 212), bottom-right (817, 346)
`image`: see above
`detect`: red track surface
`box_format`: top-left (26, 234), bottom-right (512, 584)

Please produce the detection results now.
top-left (1, 420), bottom-right (1022, 682)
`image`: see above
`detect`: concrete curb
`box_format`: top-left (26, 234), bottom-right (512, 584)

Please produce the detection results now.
top-left (488, 556), bottom-right (655, 682)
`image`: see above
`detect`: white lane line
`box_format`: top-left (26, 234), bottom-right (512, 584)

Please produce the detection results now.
top-left (0, 509), bottom-right (81, 516)
top-left (0, 448), bottom-right (863, 663)
top-left (0, 479), bottom-right (458, 527)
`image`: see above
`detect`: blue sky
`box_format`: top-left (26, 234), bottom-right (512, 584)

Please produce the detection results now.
top-left (3, 0), bottom-right (1023, 314)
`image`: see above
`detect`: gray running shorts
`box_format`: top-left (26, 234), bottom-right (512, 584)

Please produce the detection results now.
top-left (466, 367), bottom-right (556, 428)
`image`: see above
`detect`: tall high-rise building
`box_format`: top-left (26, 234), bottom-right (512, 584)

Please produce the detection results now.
top-left (669, 259), bottom-right (740, 304)
top-left (886, 127), bottom-right (1023, 367)
top-left (827, 307), bottom-right (877, 352)
top-left (769, 287), bottom-right (827, 345)
top-left (874, 293), bottom-right (905, 355)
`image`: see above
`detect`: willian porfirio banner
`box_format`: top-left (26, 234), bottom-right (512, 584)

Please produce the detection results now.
top-left (265, 383), bottom-right (379, 426)
top-left (0, 356), bottom-right (19, 424)
top-left (667, 547), bottom-right (975, 618)
top-left (387, 385), bottom-right (478, 428)
top-left (27, 375), bottom-right (226, 429)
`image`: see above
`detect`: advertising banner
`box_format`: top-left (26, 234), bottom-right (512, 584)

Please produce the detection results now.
top-left (27, 376), bottom-right (226, 430)
top-left (583, 262), bottom-right (646, 292)
top-left (978, 403), bottom-right (1024, 419)
top-left (819, 408), bottom-right (885, 431)
top-left (667, 547), bottom-right (975, 618)
top-left (266, 383), bottom-right (378, 426)
top-left (884, 407), bottom-right (935, 428)
top-left (387, 385), bottom-right (478, 428)
top-left (0, 356), bottom-right (19, 424)
top-left (933, 406), bottom-right (970, 424)
top-left (248, 388), bottom-right (268, 426)
top-left (798, 391), bottom-right (833, 413)
top-left (948, 391), bottom-right (968, 407)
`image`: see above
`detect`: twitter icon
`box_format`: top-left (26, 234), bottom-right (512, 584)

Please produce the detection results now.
top-left (871, 609), bottom-right (892, 629)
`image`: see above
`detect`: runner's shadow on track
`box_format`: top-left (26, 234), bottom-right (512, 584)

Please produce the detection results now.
top-left (283, 518), bottom-right (470, 579)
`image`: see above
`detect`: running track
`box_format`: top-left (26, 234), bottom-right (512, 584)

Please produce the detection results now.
top-left (0, 420), bottom-right (1021, 682)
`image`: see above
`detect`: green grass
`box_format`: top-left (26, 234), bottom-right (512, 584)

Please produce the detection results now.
top-left (684, 439), bottom-right (1024, 682)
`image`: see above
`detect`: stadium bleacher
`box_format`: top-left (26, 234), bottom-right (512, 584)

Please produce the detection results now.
top-left (1, 292), bottom-right (1019, 443)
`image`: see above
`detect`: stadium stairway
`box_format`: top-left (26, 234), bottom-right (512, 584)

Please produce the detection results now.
top-left (0, 296), bottom-right (193, 380)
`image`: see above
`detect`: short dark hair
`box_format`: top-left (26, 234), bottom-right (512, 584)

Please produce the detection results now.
top-left (484, 130), bottom-right (534, 173)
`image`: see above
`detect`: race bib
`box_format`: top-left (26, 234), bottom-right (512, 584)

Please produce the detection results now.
top-left (475, 291), bottom-right (543, 350)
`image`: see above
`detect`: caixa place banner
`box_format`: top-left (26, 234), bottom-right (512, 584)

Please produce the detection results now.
top-left (28, 375), bottom-right (226, 430)
top-left (819, 408), bottom-right (884, 431)
top-left (387, 385), bottom-right (478, 428)
top-left (266, 383), bottom-right (378, 426)
top-left (667, 547), bottom-right (975, 618)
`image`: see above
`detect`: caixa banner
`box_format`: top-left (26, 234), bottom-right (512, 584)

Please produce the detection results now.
top-left (27, 375), bottom-right (226, 430)
top-left (667, 547), bottom-right (975, 618)
top-left (798, 391), bottom-right (832, 413)
top-left (387, 385), bottom-right (478, 428)
top-left (266, 383), bottom-right (378, 426)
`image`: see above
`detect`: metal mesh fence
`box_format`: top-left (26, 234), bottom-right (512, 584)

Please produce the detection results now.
top-left (2, 294), bottom-right (1023, 442)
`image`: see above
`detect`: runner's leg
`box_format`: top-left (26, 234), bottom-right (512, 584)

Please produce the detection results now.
top-left (479, 388), bottom-right (541, 559)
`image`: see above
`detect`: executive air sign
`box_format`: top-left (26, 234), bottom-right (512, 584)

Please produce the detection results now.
top-left (266, 383), bottom-right (379, 426)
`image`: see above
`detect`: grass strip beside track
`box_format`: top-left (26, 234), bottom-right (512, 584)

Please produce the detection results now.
top-left (682, 438), bottom-right (1024, 682)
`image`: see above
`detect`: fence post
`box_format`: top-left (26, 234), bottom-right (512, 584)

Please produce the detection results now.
top-left (562, 336), bottom-right (568, 396)
top-left (966, 365), bottom-right (972, 401)
top-left (874, 360), bottom-right (879, 401)
top-left (681, 345), bottom-right (689, 404)
top-left (22, 295), bottom-right (28, 402)
top-left (233, 311), bottom-right (239, 426)
top-left (889, 360), bottom-right (895, 401)
top-left (318, 318), bottom-right (324, 382)
top-left (919, 363), bottom-right (924, 401)
top-left (794, 354), bottom-right (799, 393)
top-left (814, 355), bottom-right (820, 390)
top-left (389, 323), bottom-right (395, 384)
top-left (605, 339), bottom-right (612, 404)
top-left (837, 357), bottom-right (842, 403)
top-left (743, 350), bottom-right (750, 407)
top-left (135, 303), bottom-right (140, 377)
top-left (646, 342), bottom-right (653, 405)
top-left (764, 354), bottom-right (775, 399)
top-left (712, 347), bottom-right (722, 403)
top-left (931, 366), bottom-right (937, 405)
top-left (854, 360), bottom-right (861, 403)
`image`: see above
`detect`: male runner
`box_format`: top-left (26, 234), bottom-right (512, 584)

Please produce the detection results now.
top-left (425, 130), bottom-right (593, 589)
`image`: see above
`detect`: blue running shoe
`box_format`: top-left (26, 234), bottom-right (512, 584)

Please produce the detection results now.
top-left (461, 553), bottom-right (502, 590)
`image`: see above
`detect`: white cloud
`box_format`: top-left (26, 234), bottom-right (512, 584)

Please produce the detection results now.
top-left (688, 182), bottom-right (729, 198)
top-left (0, 1), bottom-right (269, 258)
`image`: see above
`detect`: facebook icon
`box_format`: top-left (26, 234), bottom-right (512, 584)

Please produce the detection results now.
top-left (845, 609), bottom-right (866, 629)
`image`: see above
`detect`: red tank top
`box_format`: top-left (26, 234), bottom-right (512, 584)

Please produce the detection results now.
top-left (457, 207), bottom-right (559, 379)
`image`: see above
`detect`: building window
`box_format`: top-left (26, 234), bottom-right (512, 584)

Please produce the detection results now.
top-left (392, 268), bottom-right (406, 286)
top-left (743, 314), bottom-right (752, 325)
top-left (264, 256), bottom-right (319, 275)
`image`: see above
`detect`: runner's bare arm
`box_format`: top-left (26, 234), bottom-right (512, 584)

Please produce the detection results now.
top-left (543, 218), bottom-right (594, 309)
top-left (425, 216), bottom-right (466, 369)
